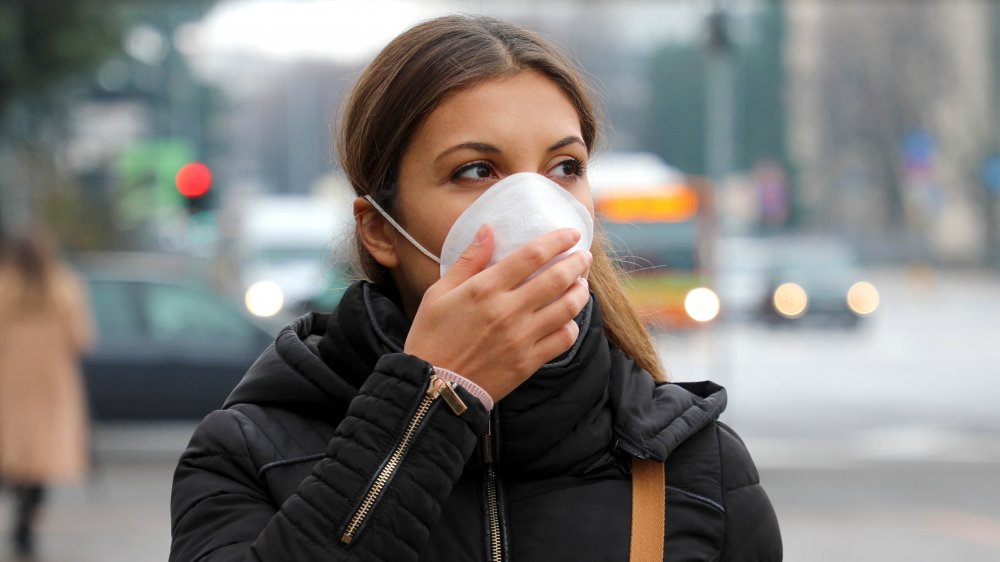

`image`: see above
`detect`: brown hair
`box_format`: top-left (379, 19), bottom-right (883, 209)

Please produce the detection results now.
top-left (338, 15), bottom-right (665, 380)
top-left (0, 230), bottom-right (67, 313)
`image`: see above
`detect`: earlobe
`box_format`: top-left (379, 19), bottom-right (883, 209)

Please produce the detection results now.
top-left (354, 197), bottom-right (400, 269)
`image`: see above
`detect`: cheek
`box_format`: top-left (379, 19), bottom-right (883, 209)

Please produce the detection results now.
top-left (571, 182), bottom-right (595, 218)
top-left (398, 203), bottom-right (461, 256)
top-left (397, 187), bottom-right (480, 254)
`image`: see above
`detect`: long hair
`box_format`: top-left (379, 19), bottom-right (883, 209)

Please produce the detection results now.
top-left (338, 15), bottom-right (665, 380)
top-left (0, 230), bottom-right (67, 314)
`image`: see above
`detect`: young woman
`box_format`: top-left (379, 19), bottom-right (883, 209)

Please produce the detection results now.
top-left (170, 15), bottom-right (781, 561)
top-left (0, 231), bottom-right (93, 559)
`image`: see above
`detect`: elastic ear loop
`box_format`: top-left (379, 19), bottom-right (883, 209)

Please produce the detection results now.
top-left (363, 195), bottom-right (442, 264)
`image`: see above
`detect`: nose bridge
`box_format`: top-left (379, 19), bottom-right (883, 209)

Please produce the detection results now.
top-left (495, 139), bottom-right (553, 177)
top-left (508, 157), bottom-right (544, 176)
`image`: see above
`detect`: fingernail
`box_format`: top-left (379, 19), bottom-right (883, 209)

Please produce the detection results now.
top-left (474, 224), bottom-right (489, 245)
top-left (579, 277), bottom-right (589, 289)
top-left (584, 251), bottom-right (593, 265)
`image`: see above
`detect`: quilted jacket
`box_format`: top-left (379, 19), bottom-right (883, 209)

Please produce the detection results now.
top-left (169, 281), bottom-right (781, 561)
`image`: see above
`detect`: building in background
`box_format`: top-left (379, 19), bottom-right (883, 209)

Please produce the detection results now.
top-left (786, 0), bottom-right (996, 265)
top-left (3, 0), bottom-right (999, 268)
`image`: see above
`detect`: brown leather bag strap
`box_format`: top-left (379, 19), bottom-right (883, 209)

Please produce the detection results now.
top-left (630, 457), bottom-right (665, 562)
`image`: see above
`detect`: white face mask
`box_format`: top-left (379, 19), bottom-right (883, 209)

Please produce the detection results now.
top-left (365, 172), bottom-right (594, 278)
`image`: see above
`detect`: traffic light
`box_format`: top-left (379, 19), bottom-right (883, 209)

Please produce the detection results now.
top-left (175, 161), bottom-right (213, 213)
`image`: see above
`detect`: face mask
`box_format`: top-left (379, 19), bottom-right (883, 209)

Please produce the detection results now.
top-left (364, 172), bottom-right (594, 278)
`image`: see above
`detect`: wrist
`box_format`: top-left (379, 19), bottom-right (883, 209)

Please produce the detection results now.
top-left (432, 366), bottom-right (494, 410)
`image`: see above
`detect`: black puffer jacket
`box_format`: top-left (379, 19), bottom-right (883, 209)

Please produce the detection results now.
top-left (170, 282), bottom-right (781, 561)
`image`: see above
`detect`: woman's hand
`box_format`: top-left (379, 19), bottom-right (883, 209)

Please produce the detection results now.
top-left (404, 224), bottom-right (592, 402)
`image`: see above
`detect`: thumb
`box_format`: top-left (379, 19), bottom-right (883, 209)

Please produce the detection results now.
top-left (438, 224), bottom-right (493, 289)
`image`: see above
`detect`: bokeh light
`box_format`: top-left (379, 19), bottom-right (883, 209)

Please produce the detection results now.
top-left (773, 282), bottom-right (808, 318)
top-left (245, 280), bottom-right (284, 317)
top-left (847, 281), bottom-right (880, 316)
top-left (684, 287), bottom-right (721, 322)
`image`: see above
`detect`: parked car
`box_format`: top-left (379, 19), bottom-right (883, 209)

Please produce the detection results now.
top-left (230, 194), bottom-right (353, 320)
top-left (74, 253), bottom-right (277, 421)
top-left (757, 237), bottom-right (880, 327)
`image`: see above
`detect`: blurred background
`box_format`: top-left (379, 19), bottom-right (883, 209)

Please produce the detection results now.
top-left (1, 0), bottom-right (999, 560)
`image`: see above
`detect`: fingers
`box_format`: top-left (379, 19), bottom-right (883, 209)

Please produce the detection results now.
top-left (532, 319), bottom-right (582, 366)
top-left (517, 249), bottom-right (592, 312)
top-left (527, 276), bottom-right (591, 340)
top-left (437, 224), bottom-right (493, 291)
top-left (487, 228), bottom-right (581, 290)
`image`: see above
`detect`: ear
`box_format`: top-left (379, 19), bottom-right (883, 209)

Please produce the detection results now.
top-left (354, 197), bottom-right (400, 269)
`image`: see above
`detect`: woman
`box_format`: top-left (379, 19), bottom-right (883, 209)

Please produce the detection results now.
top-left (0, 230), bottom-right (93, 559)
top-left (171, 15), bottom-right (781, 561)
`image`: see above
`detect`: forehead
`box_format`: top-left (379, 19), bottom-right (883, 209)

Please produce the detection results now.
top-left (412, 70), bottom-right (583, 148)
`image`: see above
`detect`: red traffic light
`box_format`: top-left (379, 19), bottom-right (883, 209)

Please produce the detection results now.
top-left (175, 162), bottom-right (213, 198)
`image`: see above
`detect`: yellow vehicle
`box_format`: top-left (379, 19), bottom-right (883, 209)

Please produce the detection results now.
top-left (589, 152), bottom-right (719, 329)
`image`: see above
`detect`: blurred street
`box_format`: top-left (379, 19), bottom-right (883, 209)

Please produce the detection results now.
top-left (3, 1), bottom-right (1000, 560)
top-left (2, 454), bottom-right (999, 561)
top-left (664, 267), bottom-right (1000, 465)
top-left (0, 266), bottom-right (997, 561)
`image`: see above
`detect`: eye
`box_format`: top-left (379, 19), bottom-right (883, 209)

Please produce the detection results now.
top-left (452, 161), bottom-right (496, 181)
top-left (548, 158), bottom-right (585, 178)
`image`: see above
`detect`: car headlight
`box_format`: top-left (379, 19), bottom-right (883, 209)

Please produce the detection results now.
top-left (245, 281), bottom-right (284, 317)
top-left (684, 287), bottom-right (721, 322)
top-left (773, 282), bottom-right (808, 318)
top-left (846, 281), bottom-right (879, 316)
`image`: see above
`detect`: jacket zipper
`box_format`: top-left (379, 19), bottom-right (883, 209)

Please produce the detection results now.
top-left (341, 375), bottom-right (466, 545)
top-left (483, 414), bottom-right (505, 562)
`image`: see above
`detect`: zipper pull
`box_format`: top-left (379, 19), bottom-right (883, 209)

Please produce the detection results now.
top-left (482, 432), bottom-right (494, 464)
top-left (427, 375), bottom-right (468, 416)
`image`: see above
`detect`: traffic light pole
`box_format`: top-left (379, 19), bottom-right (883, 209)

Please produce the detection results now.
top-left (704, 0), bottom-right (737, 394)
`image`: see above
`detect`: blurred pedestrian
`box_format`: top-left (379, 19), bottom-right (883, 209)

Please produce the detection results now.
top-left (0, 229), bottom-right (94, 559)
top-left (170, 15), bottom-right (781, 561)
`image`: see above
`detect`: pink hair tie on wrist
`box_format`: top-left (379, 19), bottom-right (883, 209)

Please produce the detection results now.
top-left (432, 366), bottom-right (494, 411)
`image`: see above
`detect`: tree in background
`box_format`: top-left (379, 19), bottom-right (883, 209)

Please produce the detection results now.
top-left (0, 2), bottom-right (221, 252)
top-left (0, 2), bottom-right (123, 243)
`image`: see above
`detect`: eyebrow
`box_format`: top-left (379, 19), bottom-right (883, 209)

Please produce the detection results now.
top-left (548, 135), bottom-right (586, 151)
top-left (435, 142), bottom-right (500, 164)
top-left (434, 136), bottom-right (587, 164)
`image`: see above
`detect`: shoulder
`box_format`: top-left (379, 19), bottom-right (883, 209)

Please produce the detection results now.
top-left (49, 267), bottom-right (89, 309)
top-left (715, 421), bottom-right (762, 492)
top-left (178, 404), bottom-right (334, 476)
top-left (174, 405), bottom-right (337, 510)
top-left (177, 408), bottom-right (261, 470)
top-left (714, 422), bottom-right (783, 560)
top-left (668, 420), bottom-right (767, 495)
top-left (664, 421), bottom-right (781, 559)
top-left (47, 266), bottom-right (84, 294)
top-left (661, 420), bottom-right (769, 512)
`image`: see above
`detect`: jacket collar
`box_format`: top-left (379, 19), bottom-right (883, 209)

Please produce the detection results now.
top-left (227, 280), bottom-right (727, 474)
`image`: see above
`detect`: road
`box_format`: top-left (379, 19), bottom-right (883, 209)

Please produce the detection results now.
top-left (3, 454), bottom-right (998, 561)
top-left (0, 267), bottom-right (997, 561)
top-left (662, 267), bottom-right (1000, 466)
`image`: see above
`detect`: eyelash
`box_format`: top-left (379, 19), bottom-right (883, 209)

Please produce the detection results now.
top-left (450, 158), bottom-right (587, 182)
top-left (451, 160), bottom-right (494, 181)
top-left (555, 158), bottom-right (587, 178)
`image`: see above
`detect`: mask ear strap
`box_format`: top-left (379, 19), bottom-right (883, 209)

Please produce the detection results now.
top-left (363, 195), bottom-right (442, 264)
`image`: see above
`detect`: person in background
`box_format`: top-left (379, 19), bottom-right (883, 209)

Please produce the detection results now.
top-left (170, 15), bottom-right (781, 561)
top-left (0, 229), bottom-right (94, 559)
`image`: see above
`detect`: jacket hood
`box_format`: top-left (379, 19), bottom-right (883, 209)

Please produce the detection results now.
top-left (223, 312), bottom-right (355, 417)
top-left (224, 281), bottom-right (727, 467)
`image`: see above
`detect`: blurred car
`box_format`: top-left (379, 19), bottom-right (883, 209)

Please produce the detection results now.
top-left (758, 237), bottom-right (880, 327)
top-left (231, 194), bottom-right (353, 319)
top-left (74, 253), bottom-right (277, 421)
